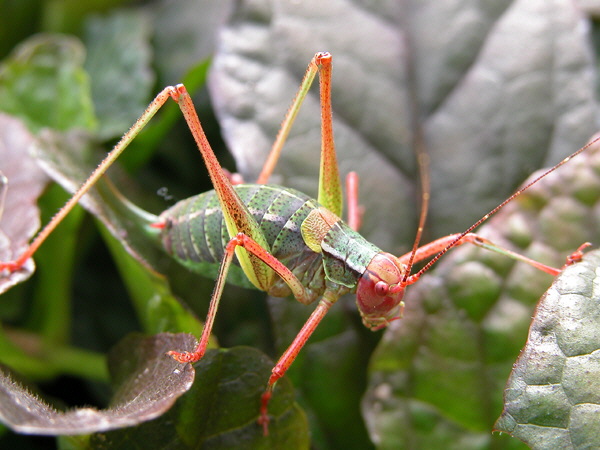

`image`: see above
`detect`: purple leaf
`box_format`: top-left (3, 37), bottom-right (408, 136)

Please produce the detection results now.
top-left (0, 114), bottom-right (49, 293)
top-left (0, 333), bottom-right (195, 435)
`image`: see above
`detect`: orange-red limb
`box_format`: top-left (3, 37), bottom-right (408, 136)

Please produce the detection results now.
top-left (258, 292), bottom-right (336, 435)
top-left (0, 87), bottom-right (178, 273)
top-left (314, 53), bottom-right (342, 217)
top-left (168, 232), bottom-right (312, 364)
top-left (345, 172), bottom-right (363, 231)
top-left (167, 231), bottom-right (338, 435)
top-left (170, 85), bottom-right (274, 293)
top-left (563, 242), bottom-right (592, 268)
top-left (397, 232), bottom-right (568, 289)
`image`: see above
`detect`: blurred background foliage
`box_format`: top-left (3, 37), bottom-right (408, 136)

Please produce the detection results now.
top-left (1, 0), bottom-right (600, 448)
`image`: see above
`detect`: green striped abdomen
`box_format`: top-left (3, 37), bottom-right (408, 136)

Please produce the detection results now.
top-left (159, 184), bottom-right (327, 299)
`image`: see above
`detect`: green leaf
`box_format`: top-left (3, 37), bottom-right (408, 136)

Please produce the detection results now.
top-left (83, 9), bottom-right (155, 140)
top-left (211, 1), bottom-right (599, 448)
top-left (210, 0), bottom-right (598, 248)
top-left (0, 34), bottom-right (97, 133)
top-left (99, 224), bottom-right (204, 337)
top-left (149, 0), bottom-right (233, 84)
top-left (495, 250), bottom-right (600, 448)
top-left (31, 129), bottom-right (165, 274)
top-left (90, 347), bottom-right (309, 449)
top-left (362, 136), bottom-right (600, 448)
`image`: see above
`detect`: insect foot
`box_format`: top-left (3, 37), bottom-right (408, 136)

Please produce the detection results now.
top-left (563, 242), bottom-right (592, 268)
top-left (167, 349), bottom-right (204, 364)
top-left (0, 261), bottom-right (21, 274)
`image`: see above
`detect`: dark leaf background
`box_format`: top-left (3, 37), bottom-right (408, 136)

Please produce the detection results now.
top-left (0, 0), bottom-right (599, 448)
top-left (363, 140), bottom-right (600, 448)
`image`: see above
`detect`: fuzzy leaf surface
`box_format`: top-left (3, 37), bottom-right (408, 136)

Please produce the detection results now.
top-left (0, 333), bottom-right (195, 435)
top-left (90, 347), bottom-right (309, 449)
top-left (0, 114), bottom-right (48, 293)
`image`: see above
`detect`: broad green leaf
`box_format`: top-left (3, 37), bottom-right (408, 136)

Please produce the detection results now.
top-left (211, 1), bottom-right (599, 447)
top-left (31, 129), bottom-right (165, 274)
top-left (495, 250), bottom-right (600, 448)
top-left (30, 128), bottom-right (206, 338)
top-left (90, 347), bottom-right (309, 449)
top-left (83, 9), bottom-right (155, 140)
top-left (150, 0), bottom-right (233, 84)
top-left (0, 34), bottom-right (97, 133)
top-left (363, 140), bottom-right (600, 448)
top-left (210, 0), bottom-right (598, 248)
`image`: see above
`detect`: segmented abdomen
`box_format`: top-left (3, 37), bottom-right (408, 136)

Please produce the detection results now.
top-left (159, 184), bottom-right (326, 298)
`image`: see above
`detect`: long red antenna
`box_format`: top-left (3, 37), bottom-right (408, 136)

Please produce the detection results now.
top-left (400, 27), bottom-right (431, 284)
top-left (412, 135), bottom-right (600, 279)
top-left (402, 140), bottom-right (431, 283)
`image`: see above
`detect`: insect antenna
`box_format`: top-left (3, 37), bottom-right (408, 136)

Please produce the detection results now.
top-left (402, 136), bottom-right (431, 283)
top-left (412, 134), bottom-right (600, 280)
top-left (400, 33), bottom-right (432, 284)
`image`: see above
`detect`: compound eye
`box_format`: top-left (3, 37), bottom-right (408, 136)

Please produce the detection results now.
top-left (374, 281), bottom-right (389, 297)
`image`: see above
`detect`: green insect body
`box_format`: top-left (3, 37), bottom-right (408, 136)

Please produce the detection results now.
top-left (159, 183), bottom-right (382, 308)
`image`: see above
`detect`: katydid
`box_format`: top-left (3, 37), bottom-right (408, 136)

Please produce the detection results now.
top-left (0, 52), bottom-right (594, 435)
